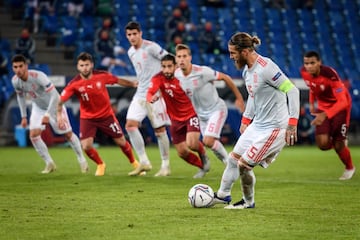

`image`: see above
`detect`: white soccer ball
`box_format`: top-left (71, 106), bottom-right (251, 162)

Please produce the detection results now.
top-left (188, 183), bottom-right (214, 208)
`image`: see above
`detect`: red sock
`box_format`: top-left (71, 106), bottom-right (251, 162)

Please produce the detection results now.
top-left (184, 152), bottom-right (203, 168)
top-left (85, 148), bottom-right (103, 165)
top-left (197, 142), bottom-right (206, 157)
top-left (337, 147), bottom-right (354, 170)
top-left (120, 141), bottom-right (136, 164)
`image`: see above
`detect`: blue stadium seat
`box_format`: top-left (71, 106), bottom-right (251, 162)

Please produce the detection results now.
top-left (79, 16), bottom-right (95, 41)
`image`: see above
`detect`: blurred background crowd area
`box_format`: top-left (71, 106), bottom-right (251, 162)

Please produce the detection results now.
top-left (0, 0), bottom-right (360, 146)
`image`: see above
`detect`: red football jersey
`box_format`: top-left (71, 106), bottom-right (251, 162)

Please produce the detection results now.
top-left (300, 65), bottom-right (351, 119)
top-left (147, 72), bottom-right (196, 121)
top-left (60, 70), bottom-right (118, 119)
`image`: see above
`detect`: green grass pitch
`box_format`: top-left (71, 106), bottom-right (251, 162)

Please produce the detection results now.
top-left (0, 145), bottom-right (359, 240)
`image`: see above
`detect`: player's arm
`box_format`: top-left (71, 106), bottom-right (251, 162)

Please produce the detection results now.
top-left (117, 77), bottom-right (138, 88)
top-left (57, 86), bottom-right (73, 129)
top-left (279, 79), bottom-right (300, 145)
top-left (43, 87), bottom-right (59, 124)
top-left (16, 90), bottom-right (28, 128)
top-left (146, 77), bottom-right (161, 103)
top-left (323, 81), bottom-right (349, 119)
top-left (240, 94), bottom-right (254, 134)
top-left (37, 73), bottom-right (58, 124)
top-left (218, 72), bottom-right (245, 113)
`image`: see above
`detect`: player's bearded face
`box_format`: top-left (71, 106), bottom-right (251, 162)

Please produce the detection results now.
top-left (228, 45), bottom-right (246, 69)
top-left (161, 61), bottom-right (175, 79)
top-left (77, 60), bottom-right (93, 79)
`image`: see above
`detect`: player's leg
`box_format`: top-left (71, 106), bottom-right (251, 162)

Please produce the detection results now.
top-left (80, 119), bottom-right (105, 176)
top-left (99, 115), bottom-right (144, 175)
top-left (186, 132), bottom-right (210, 178)
top-left (147, 98), bottom-right (171, 175)
top-left (331, 110), bottom-right (355, 180)
top-left (201, 109), bottom-right (228, 164)
top-left (29, 107), bottom-right (56, 173)
top-left (125, 99), bottom-right (152, 168)
top-left (185, 115), bottom-right (210, 170)
top-left (225, 128), bottom-right (286, 209)
top-left (50, 107), bottom-right (88, 173)
top-left (212, 126), bottom-right (255, 206)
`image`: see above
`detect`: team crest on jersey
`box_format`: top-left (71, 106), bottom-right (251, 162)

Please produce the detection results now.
top-left (253, 73), bottom-right (258, 83)
top-left (79, 86), bottom-right (85, 92)
top-left (142, 52), bottom-right (147, 60)
top-left (192, 79), bottom-right (198, 87)
top-left (320, 84), bottom-right (325, 91)
top-left (164, 82), bottom-right (170, 88)
top-left (272, 72), bottom-right (282, 81)
top-left (96, 81), bottom-right (102, 89)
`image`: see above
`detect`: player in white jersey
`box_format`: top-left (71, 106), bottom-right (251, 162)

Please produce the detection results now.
top-left (11, 54), bottom-right (88, 174)
top-left (211, 32), bottom-right (300, 209)
top-left (124, 21), bottom-right (172, 177)
top-left (174, 44), bottom-right (245, 164)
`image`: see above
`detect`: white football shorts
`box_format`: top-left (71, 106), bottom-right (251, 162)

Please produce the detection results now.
top-left (232, 123), bottom-right (286, 167)
top-left (126, 97), bottom-right (170, 128)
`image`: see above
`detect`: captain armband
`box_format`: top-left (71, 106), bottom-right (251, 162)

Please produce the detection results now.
top-left (278, 79), bottom-right (295, 93)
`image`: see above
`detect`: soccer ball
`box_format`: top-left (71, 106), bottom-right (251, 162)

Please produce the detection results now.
top-left (188, 183), bottom-right (214, 208)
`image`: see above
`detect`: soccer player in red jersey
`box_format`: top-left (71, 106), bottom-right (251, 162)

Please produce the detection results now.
top-left (57, 52), bottom-right (139, 176)
top-left (300, 51), bottom-right (355, 180)
top-left (147, 54), bottom-right (210, 178)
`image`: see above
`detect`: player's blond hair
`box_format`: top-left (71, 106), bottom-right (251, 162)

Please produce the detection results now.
top-left (175, 44), bottom-right (192, 56)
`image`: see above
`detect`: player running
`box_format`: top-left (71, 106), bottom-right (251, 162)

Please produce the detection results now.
top-left (300, 50), bottom-right (355, 180)
top-left (57, 52), bottom-right (139, 176)
top-left (11, 54), bottom-right (88, 174)
top-left (174, 44), bottom-right (245, 164)
top-left (147, 54), bottom-right (210, 178)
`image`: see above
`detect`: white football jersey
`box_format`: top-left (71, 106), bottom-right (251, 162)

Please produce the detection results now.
top-left (242, 55), bottom-right (291, 129)
top-left (128, 39), bottom-right (168, 99)
top-left (12, 70), bottom-right (59, 116)
top-left (174, 64), bottom-right (227, 119)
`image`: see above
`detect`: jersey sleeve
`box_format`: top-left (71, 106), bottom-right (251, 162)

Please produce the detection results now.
top-left (261, 60), bottom-right (288, 88)
top-left (104, 72), bottom-right (119, 85)
top-left (201, 66), bottom-right (219, 82)
top-left (60, 82), bottom-right (75, 102)
top-left (325, 80), bottom-right (350, 119)
top-left (37, 71), bottom-right (58, 113)
top-left (147, 75), bottom-right (161, 102)
top-left (149, 42), bottom-right (168, 60)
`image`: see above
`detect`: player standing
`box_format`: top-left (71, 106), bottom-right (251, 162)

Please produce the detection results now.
top-left (174, 44), bottom-right (245, 164)
top-left (57, 52), bottom-right (139, 176)
top-left (11, 54), bottom-right (88, 174)
top-left (212, 32), bottom-right (299, 209)
top-left (147, 54), bottom-right (210, 178)
top-left (300, 51), bottom-right (355, 180)
top-left (124, 21), bottom-right (171, 176)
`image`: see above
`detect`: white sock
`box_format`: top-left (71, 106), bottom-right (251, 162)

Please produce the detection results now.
top-left (156, 131), bottom-right (170, 169)
top-left (30, 135), bottom-right (54, 165)
top-left (211, 140), bottom-right (228, 164)
top-left (218, 156), bottom-right (239, 197)
top-left (240, 168), bottom-right (256, 204)
top-left (67, 133), bottom-right (86, 164)
top-left (127, 127), bottom-right (150, 165)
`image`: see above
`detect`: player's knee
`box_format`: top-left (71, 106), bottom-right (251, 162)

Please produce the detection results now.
top-left (203, 137), bottom-right (215, 148)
